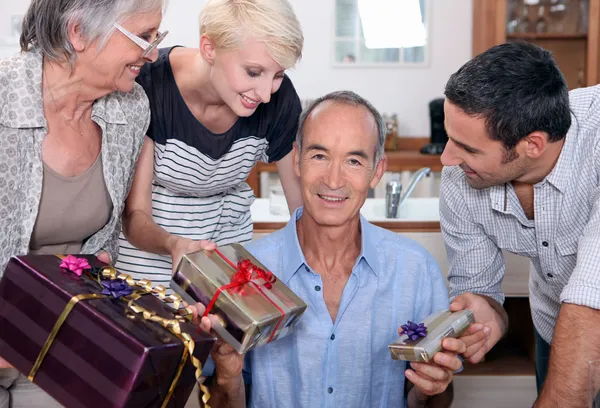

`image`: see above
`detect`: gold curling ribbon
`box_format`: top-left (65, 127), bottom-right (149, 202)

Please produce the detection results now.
top-left (29, 259), bottom-right (211, 407)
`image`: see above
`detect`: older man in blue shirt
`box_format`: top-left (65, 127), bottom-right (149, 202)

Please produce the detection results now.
top-left (196, 91), bottom-right (471, 408)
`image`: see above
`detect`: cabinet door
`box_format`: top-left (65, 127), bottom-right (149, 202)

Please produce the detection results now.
top-left (588, 0), bottom-right (600, 85)
top-left (472, 0), bottom-right (508, 56)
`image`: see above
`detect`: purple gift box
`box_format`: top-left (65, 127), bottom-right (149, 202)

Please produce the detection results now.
top-left (0, 255), bottom-right (216, 408)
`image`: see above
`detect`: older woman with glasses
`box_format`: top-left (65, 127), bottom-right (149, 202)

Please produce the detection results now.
top-left (0, 0), bottom-right (168, 406)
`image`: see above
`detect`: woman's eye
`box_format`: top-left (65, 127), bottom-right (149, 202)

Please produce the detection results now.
top-left (246, 70), bottom-right (260, 78)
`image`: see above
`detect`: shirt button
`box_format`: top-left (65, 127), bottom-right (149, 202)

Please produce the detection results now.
top-left (330, 334), bottom-right (335, 340)
top-left (304, 266), bottom-right (309, 272)
top-left (315, 285), bottom-right (321, 292)
top-left (327, 387), bottom-right (333, 394)
top-left (547, 273), bottom-right (554, 278)
top-left (542, 241), bottom-right (549, 247)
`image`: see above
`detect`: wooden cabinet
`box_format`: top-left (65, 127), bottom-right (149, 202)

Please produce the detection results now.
top-left (473, 0), bottom-right (600, 88)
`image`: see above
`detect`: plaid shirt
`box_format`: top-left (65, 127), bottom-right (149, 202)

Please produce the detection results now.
top-left (440, 85), bottom-right (600, 343)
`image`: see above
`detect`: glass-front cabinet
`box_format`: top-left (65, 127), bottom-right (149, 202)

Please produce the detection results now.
top-left (473, 0), bottom-right (600, 89)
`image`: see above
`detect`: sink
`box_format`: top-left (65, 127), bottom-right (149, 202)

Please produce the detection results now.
top-left (359, 198), bottom-right (439, 222)
top-left (251, 198), bottom-right (440, 223)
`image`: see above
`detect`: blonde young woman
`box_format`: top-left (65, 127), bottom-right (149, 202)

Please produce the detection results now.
top-left (0, 0), bottom-right (168, 406)
top-left (117, 0), bottom-right (304, 285)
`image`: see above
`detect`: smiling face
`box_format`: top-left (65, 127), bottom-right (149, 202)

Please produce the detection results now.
top-left (203, 36), bottom-right (286, 116)
top-left (294, 101), bottom-right (386, 227)
top-left (77, 10), bottom-right (162, 93)
top-left (440, 100), bottom-right (530, 189)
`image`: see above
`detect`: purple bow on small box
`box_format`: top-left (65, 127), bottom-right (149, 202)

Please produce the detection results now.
top-left (101, 279), bottom-right (133, 299)
top-left (401, 321), bottom-right (428, 342)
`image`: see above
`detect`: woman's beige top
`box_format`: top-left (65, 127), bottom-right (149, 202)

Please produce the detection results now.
top-left (0, 48), bottom-right (151, 274)
top-left (29, 154), bottom-right (112, 255)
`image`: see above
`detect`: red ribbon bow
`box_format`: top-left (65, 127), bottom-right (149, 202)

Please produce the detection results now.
top-left (232, 259), bottom-right (276, 291)
top-left (202, 250), bottom-right (284, 344)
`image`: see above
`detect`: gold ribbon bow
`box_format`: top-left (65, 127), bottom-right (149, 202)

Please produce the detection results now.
top-left (29, 260), bottom-right (211, 408)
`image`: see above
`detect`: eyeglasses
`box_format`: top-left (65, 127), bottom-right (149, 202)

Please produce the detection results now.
top-left (113, 23), bottom-right (169, 57)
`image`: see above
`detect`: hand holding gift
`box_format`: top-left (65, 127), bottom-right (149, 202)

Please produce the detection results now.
top-left (168, 237), bottom-right (216, 275)
top-left (0, 355), bottom-right (12, 369)
top-left (450, 292), bottom-right (506, 364)
top-left (187, 301), bottom-right (245, 400)
top-left (404, 334), bottom-right (466, 397)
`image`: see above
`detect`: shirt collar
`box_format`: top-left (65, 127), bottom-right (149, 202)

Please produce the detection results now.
top-left (489, 183), bottom-right (509, 214)
top-left (488, 126), bottom-right (576, 210)
top-left (544, 128), bottom-right (576, 193)
top-left (0, 49), bottom-right (128, 129)
top-left (280, 207), bottom-right (380, 284)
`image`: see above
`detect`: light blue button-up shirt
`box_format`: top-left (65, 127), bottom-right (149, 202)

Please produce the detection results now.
top-left (242, 208), bottom-right (449, 408)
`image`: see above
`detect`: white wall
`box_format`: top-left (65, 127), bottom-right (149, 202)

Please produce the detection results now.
top-left (0, 1), bottom-right (28, 57)
top-left (161, 0), bottom-right (474, 137)
top-left (0, 0), bottom-right (474, 136)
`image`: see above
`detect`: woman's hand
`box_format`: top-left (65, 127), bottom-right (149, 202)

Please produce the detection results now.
top-left (169, 237), bottom-right (216, 274)
top-left (0, 356), bottom-right (13, 369)
top-left (96, 251), bottom-right (111, 265)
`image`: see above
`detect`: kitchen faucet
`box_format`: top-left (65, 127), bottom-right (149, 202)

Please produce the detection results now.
top-left (385, 167), bottom-right (432, 218)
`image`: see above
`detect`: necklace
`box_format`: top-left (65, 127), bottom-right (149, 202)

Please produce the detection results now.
top-left (43, 69), bottom-right (91, 138)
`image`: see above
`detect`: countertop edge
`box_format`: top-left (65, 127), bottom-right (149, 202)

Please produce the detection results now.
top-left (253, 221), bottom-right (441, 233)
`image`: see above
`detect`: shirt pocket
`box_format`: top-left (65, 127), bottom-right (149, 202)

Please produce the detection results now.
top-left (556, 235), bottom-right (578, 256)
top-left (492, 224), bottom-right (537, 258)
top-left (554, 234), bottom-right (579, 286)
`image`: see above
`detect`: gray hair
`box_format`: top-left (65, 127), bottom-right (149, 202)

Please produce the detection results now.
top-left (20, 0), bottom-right (167, 66)
top-left (296, 90), bottom-right (386, 164)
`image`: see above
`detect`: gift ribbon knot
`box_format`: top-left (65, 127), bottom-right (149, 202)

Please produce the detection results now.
top-left (202, 250), bottom-right (284, 344)
top-left (231, 259), bottom-right (276, 291)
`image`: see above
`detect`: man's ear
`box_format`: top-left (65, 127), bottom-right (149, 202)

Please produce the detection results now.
top-left (369, 155), bottom-right (387, 189)
top-left (293, 142), bottom-right (301, 178)
top-left (521, 131), bottom-right (550, 159)
top-left (199, 35), bottom-right (217, 65)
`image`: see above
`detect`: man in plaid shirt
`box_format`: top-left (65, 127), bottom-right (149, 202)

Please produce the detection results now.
top-left (440, 42), bottom-right (600, 407)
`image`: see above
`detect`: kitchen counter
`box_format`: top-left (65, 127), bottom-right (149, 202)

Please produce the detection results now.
top-left (251, 197), bottom-right (441, 232)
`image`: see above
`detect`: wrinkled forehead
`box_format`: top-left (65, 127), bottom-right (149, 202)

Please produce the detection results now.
top-left (304, 102), bottom-right (378, 154)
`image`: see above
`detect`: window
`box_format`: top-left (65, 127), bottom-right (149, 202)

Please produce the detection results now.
top-left (334, 0), bottom-right (429, 66)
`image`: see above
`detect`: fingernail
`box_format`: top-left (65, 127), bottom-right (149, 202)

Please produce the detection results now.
top-left (484, 326), bottom-right (491, 335)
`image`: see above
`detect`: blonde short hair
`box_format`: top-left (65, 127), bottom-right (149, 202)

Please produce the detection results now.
top-left (199, 0), bottom-right (303, 69)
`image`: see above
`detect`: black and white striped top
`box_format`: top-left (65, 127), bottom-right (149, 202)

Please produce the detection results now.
top-left (116, 47), bottom-right (301, 286)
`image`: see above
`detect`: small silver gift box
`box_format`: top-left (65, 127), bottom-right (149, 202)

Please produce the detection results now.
top-left (171, 244), bottom-right (307, 354)
top-left (389, 309), bottom-right (474, 362)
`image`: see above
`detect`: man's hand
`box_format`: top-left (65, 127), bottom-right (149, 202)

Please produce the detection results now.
top-left (450, 293), bottom-right (507, 363)
top-left (405, 337), bottom-right (466, 398)
top-left (169, 237), bottom-right (216, 274)
top-left (187, 302), bottom-right (245, 389)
